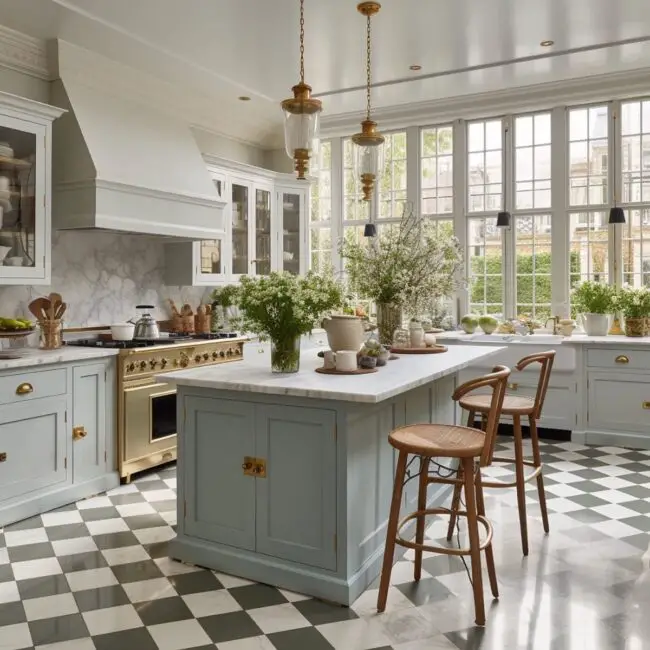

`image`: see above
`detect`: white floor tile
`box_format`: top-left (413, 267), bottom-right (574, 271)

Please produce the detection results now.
top-left (51, 536), bottom-right (98, 557)
top-left (0, 580), bottom-right (20, 604)
top-left (248, 603), bottom-right (310, 634)
top-left (154, 557), bottom-right (202, 576)
top-left (76, 495), bottom-right (113, 510)
top-left (142, 489), bottom-right (176, 502)
top-left (36, 638), bottom-right (97, 650)
top-left (278, 588), bottom-right (310, 603)
top-left (216, 637), bottom-right (276, 650)
top-left (101, 545), bottom-right (150, 566)
top-left (0, 546), bottom-right (8, 565)
top-left (133, 525), bottom-right (175, 545)
top-left (115, 502), bottom-right (157, 517)
top-left (182, 589), bottom-right (242, 618)
top-left (592, 503), bottom-right (640, 520)
top-left (0, 622), bottom-right (32, 650)
top-left (317, 617), bottom-right (393, 650)
top-left (83, 603), bottom-right (144, 635)
top-left (147, 619), bottom-right (212, 650)
top-left (85, 518), bottom-right (129, 535)
top-left (162, 477), bottom-right (177, 489)
top-left (213, 571), bottom-right (254, 589)
top-left (40, 510), bottom-right (83, 527)
top-left (122, 577), bottom-right (176, 602)
top-left (65, 567), bottom-right (117, 592)
top-left (12, 557), bottom-right (61, 581)
top-left (106, 483), bottom-right (139, 496)
top-left (23, 592), bottom-right (78, 621)
top-left (393, 637), bottom-right (459, 650)
top-left (4, 527), bottom-right (48, 548)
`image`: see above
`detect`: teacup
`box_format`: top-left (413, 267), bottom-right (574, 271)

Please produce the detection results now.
top-left (335, 350), bottom-right (358, 372)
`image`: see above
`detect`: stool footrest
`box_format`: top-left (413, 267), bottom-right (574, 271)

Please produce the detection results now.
top-left (482, 456), bottom-right (543, 488)
top-left (395, 507), bottom-right (493, 556)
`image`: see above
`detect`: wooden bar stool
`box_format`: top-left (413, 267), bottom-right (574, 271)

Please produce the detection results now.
top-left (377, 366), bottom-right (510, 626)
top-left (450, 350), bottom-right (555, 557)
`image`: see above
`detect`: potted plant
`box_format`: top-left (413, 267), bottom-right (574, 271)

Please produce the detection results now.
top-left (460, 314), bottom-right (479, 334)
top-left (614, 287), bottom-right (650, 337)
top-left (238, 271), bottom-right (344, 373)
top-left (340, 203), bottom-right (464, 344)
top-left (210, 284), bottom-right (241, 331)
top-left (571, 281), bottom-right (616, 336)
top-left (359, 345), bottom-right (379, 369)
top-left (478, 315), bottom-right (498, 334)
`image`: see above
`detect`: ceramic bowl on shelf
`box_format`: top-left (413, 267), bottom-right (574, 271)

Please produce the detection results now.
top-left (4, 256), bottom-right (23, 266)
top-left (0, 245), bottom-right (11, 264)
top-left (0, 143), bottom-right (14, 159)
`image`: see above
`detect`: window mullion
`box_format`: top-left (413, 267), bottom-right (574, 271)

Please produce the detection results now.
top-left (610, 100), bottom-right (623, 288)
top-left (503, 116), bottom-right (516, 319)
top-left (551, 106), bottom-right (569, 316)
top-left (330, 136), bottom-right (343, 273)
top-left (453, 119), bottom-right (468, 318)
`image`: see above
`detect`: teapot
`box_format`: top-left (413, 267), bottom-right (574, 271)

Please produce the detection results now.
top-left (129, 305), bottom-right (160, 339)
top-left (321, 314), bottom-right (364, 352)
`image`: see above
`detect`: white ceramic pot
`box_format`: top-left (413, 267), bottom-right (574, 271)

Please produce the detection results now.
top-left (582, 313), bottom-right (609, 337)
top-left (559, 319), bottom-right (576, 337)
top-left (111, 323), bottom-right (135, 341)
top-left (409, 322), bottom-right (425, 347)
top-left (322, 314), bottom-right (364, 352)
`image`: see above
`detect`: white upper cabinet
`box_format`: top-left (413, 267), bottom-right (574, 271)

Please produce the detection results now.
top-left (0, 93), bottom-right (64, 286)
top-left (165, 158), bottom-right (310, 286)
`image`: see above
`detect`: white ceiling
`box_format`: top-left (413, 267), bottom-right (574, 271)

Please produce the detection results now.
top-left (1, 0), bottom-right (650, 146)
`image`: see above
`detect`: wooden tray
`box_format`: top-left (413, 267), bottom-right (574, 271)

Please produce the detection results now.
top-left (390, 345), bottom-right (448, 354)
top-left (316, 366), bottom-right (378, 375)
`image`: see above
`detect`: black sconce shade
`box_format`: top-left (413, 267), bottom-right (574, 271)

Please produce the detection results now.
top-left (363, 222), bottom-right (377, 237)
top-left (496, 211), bottom-right (511, 228)
top-left (608, 206), bottom-right (625, 224)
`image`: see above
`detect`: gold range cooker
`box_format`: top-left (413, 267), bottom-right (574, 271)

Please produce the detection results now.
top-left (67, 334), bottom-right (246, 483)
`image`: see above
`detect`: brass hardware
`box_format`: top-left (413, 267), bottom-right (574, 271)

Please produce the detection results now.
top-left (194, 355), bottom-right (202, 363)
top-left (615, 355), bottom-right (630, 364)
top-left (127, 362), bottom-right (136, 372)
top-left (220, 350), bottom-right (225, 358)
top-left (139, 360), bottom-right (147, 370)
top-left (212, 351), bottom-right (218, 360)
top-left (507, 383), bottom-right (519, 391)
top-left (149, 359), bottom-right (158, 369)
top-left (0, 452), bottom-right (6, 462)
top-left (203, 353), bottom-right (209, 361)
top-left (160, 358), bottom-right (168, 368)
top-left (72, 426), bottom-right (88, 440)
top-left (162, 451), bottom-right (173, 461)
top-left (243, 456), bottom-right (267, 478)
top-left (180, 353), bottom-right (189, 368)
top-left (15, 382), bottom-right (33, 395)
top-left (544, 316), bottom-right (560, 335)
top-left (643, 402), bottom-right (650, 410)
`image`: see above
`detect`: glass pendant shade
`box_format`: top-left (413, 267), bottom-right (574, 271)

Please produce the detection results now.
top-left (352, 120), bottom-right (385, 201)
top-left (608, 206), bottom-right (625, 224)
top-left (281, 83), bottom-right (322, 180)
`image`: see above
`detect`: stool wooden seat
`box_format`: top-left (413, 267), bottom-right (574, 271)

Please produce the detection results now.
top-left (453, 350), bottom-right (555, 556)
top-left (377, 366), bottom-right (510, 626)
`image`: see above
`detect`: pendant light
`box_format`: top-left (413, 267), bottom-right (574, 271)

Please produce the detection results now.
top-left (352, 2), bottom-right (384, 202)
top-left (608, 112), bottom-right (625, 224)
top-left (363, 222), bottom-right (377, 237)
top-left (281, 0), bottom-right (322, 180)
top-left (496, 125), bottom-right (512, 228)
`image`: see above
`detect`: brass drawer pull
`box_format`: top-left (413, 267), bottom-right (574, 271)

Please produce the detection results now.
top-left (615, 355), bottom-right (630, 364)
top-left (16, 382), bottom-right (33, 395)
top-left (643, 402), bottom-right (650, 410)
top-left (72, 426), bottom-right (87, 440)
top-left (507, 383), bottom-right (519, 391)
top-left (0, 452), bottom-right (6, 462)
top-left (242, 456), bottom-right (266, 478)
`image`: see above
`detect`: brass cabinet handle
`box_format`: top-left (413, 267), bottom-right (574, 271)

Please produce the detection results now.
top-left (0, 452), bottom-right (6, 462)
top-left (72, 426), bottom-right (87, 440)
top-left (242, 461), bottom-right (253, 470)
top-left (16, 382), bottom-right (33, 395)
top-left (615, 355), bottom-right (630, 364)
top-left (162, 452), bottom-right (173, 461)
top-left (507, 382), bottom-right (519, 391)
top-left (643, 402), bottom-right (650, 410)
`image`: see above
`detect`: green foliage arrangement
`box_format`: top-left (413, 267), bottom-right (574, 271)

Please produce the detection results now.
top-left (614, 286), bottom-right (650, 318)
top-left (571, 281), bottom-right (617, 314)
top-left (340, 205), bottom-right (464, 317)
top-left (210, 284), bottom-right (240, 308)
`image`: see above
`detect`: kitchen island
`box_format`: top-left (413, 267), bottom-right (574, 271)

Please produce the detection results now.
top-left (159, 342), bottom-right (503, 605)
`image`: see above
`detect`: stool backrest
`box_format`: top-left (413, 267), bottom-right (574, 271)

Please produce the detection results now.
top-left (452, 365), bottom-right (510, 466)
top-left (515, 350), bottom-right (556, 420)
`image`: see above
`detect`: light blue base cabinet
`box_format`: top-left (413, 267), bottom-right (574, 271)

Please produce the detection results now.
top-left (0, 359), bottom-right (119, 526)
top-left (171, 374), bottom-right (457, 605)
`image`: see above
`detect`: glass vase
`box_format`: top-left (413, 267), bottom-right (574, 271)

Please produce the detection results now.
top-left (376, 303), bottom-right (403, 346)
top-left (270, 336), bottom-right (301, 373)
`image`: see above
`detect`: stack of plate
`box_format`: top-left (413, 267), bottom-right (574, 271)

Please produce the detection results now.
top-left (0, 142), bottom-right (14, 159)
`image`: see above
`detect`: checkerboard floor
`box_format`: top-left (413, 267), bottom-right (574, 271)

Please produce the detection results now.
top-left (1, 438), bottom-right (650, 649)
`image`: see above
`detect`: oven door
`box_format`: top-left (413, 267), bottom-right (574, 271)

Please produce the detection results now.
top-left (123, 381), bottom-right (177, 464)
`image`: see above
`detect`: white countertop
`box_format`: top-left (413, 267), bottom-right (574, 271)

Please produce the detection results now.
top-left (438, 331), bottom-right (650, 347)
top-left (561, 335), bottom-right (650, 346)
top-left (158, 343), bottom-right (504, 404)
top-left (0, 347), bottom-right (119, 371)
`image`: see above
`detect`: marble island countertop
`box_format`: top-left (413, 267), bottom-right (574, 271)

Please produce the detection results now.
top-left (158, 343), bottom-right (504, 403)
top-left (437, 331), bottom-right (650, 346)
top-left (0, 346), bottom-right (120, 371)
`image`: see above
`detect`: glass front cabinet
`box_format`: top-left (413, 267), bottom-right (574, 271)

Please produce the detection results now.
top-left (165, 160), bottom-right (309, 286)
top-left (0, 94), bottom-right (63, 285)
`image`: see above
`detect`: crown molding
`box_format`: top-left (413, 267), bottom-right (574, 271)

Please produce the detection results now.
top-left (0, 25), bottom-right (49, 80)
top-left (320, 67), bottom-right (650, 137)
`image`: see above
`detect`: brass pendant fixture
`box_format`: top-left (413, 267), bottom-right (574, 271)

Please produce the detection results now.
top-left (281, 0), bottom-right (322, 180)
top-left (352, 2), bottom-right (384, 202)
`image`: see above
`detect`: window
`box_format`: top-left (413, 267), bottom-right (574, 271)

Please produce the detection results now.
top-left (568, 105), bottom-right (608, 206)
top-left (378, 132), bottom-right (407, 219)
top-left (309, 141), bottom-right (332, 273)
top-left (343, 138), bottom-right (366, 223)
top-left (569, 211), bottom-right (609, 286)
top-left (622, 209), bottom-right (650, 287)
top-left (515, 215), bottom-right (552, 320)
top-left (467, 119), bottom-right (502, 213)
top-left (421, 126), bottom-right (453, 215)
top-left (468, 218), bottom-right (503, 316)
top-left (514, 114), bottom-right (551, 209)
top-left (621, 100), bottom-right (650, 203)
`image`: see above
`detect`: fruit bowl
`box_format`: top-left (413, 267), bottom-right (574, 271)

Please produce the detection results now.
top-left (0, 317), bottom-right (35, 337)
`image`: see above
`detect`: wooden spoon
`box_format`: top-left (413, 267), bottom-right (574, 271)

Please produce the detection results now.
top-left (48, 293), bottom-right (62, 320)
top-left (54, 302), bottom-right (67, 321)
top-left (28, 297), bottom-right (51, 321)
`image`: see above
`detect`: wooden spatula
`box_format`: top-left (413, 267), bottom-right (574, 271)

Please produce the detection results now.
top-left (28, 297), bottom-right (51, 321)
top-left (48, 293), bottom-right (62, 320)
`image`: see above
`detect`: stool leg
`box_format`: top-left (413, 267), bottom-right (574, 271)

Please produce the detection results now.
top-left (414, 456), bottom-right (431, 581)
top-left (513, 415), bottom-right (529, 556)
top-left (446, 463), bottom-right (463, 542)
top-left (463, 457), bottom-right (486, 626)
top-left (475, 467), bottom-right (498, 599)
top-left (529, 415), bottom-right (550, 534)
top-left (377, 450), bottom-right (409, 613)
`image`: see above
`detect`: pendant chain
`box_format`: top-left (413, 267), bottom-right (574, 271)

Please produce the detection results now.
top-left (299, 0), bottom-right (305, 83)
top-left (365, 13), bottom-right (372, 120)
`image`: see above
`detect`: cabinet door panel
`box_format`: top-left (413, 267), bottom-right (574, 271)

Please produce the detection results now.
top-left (184, 396), bottom-right (256, 550)
top-left (588, 372), bottom-right (650, 434)
top-left (72, 364), bottom-right (106, 483)
top-left (255, 404), bottom-right (337, 570)
top-left (0, 396), bottom-right (68, 502)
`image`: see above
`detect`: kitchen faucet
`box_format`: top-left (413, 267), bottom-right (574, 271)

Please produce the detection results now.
top-left (544, 316), bottom-right (560, 335)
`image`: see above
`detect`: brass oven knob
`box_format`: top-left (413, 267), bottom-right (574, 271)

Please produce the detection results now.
top-left (227, 348), bottom-right (233, 356)
top-left (139, 361), bottom-right (147, 371)
top-left (161, 358), bottom-right (168, 368)
top-left (203, 353), bottom-right (209, 361)
top-left (127, 362), bottom-right (136, 372)
top-left (212, 351), bottom-right (218, 360)
top-left (219, 350), bottom-right (225, 358)
top-left (180, 356), bottom-right (189, 368)
top-left (149, 359), bottom-right (158, 369)
top-left (194, 355), bottom-right (202, 363)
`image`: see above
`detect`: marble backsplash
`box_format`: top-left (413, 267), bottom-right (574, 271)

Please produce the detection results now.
top-left (0, 231), bottom-right (211, 327)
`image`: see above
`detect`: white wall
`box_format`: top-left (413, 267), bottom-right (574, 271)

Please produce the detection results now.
top-left (264, 148), bottom-right (294, 174)
top-left (0, 67), bottom-right (48, 103)
top-left (192, 127), bottom-right (266, 167)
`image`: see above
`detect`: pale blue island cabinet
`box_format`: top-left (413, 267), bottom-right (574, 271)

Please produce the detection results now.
top-left (161, 343), bottom-right (502, 605)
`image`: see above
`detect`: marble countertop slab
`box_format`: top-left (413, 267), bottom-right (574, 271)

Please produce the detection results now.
top-left (561, 335), bottom-right (650, 346)
top-left (158, 342), bottom-right (505, 404)
top-left (0, 347), bottom-right (119, 371)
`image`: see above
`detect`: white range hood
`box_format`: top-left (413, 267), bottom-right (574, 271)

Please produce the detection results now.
top-left (51, 78), bottom-right (226, 240)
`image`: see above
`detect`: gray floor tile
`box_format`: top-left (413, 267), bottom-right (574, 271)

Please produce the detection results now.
top-left (73, 584), bottom-right (131, 612)
top-left (167, 569), bottom-right (224, 595)
top-left (7, 542), bottom-right (54, 564)
top-left (267, 626), bottom-right (335, 650)
top-left (57, 551), bottom-right (109, 573)
top-left (0, 600), bottom-right (26, 627)
top-left (45, 523), bottom-right (91, 542)
top-left (28, 612), bottom-right (89, 646)
top-left (293, 598), bottom-right (359, 626)
top-left (122, 513), bottom-right (168, 530)
top-left (229, 583), bottom-right (289, 610)
top-left (199, 610), bottom-right (263, 644)
top-left (110, 559), bottom-right (164, 584)
top-left (93, 627), bottom-right (158, 650)
top-left (92, 531), bottom-right (141, 550)
top-left (17, 573), bottom-right (70, 600)
top-left (135, 595), bottom-right (194, 625)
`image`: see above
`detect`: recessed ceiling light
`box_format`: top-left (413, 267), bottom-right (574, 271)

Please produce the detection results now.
top-left (409, 64), bottom-right (422, 71)
top-left (238, 96), bottom-right (251, 101)
top-left (540, 40), bottom-right (554, 47)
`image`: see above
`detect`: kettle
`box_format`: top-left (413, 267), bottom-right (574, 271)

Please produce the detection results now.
top-left (129, 305), bottom-right (160, 339)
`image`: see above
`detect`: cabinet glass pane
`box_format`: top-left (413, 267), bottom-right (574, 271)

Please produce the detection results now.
top-left (0, 127), bottom-right (36, 269)
top-left (232, 183), bottom-right (249, 275)
top-left (282, 192), bottom-right (300, 274)
top-left (199, 240), bottom-right (222, 275)
top-left (255, 188), bottom-right (271, 276)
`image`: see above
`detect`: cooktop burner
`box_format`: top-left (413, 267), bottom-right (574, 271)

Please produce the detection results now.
top-left (65, 332), bottom-right (239, 349)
